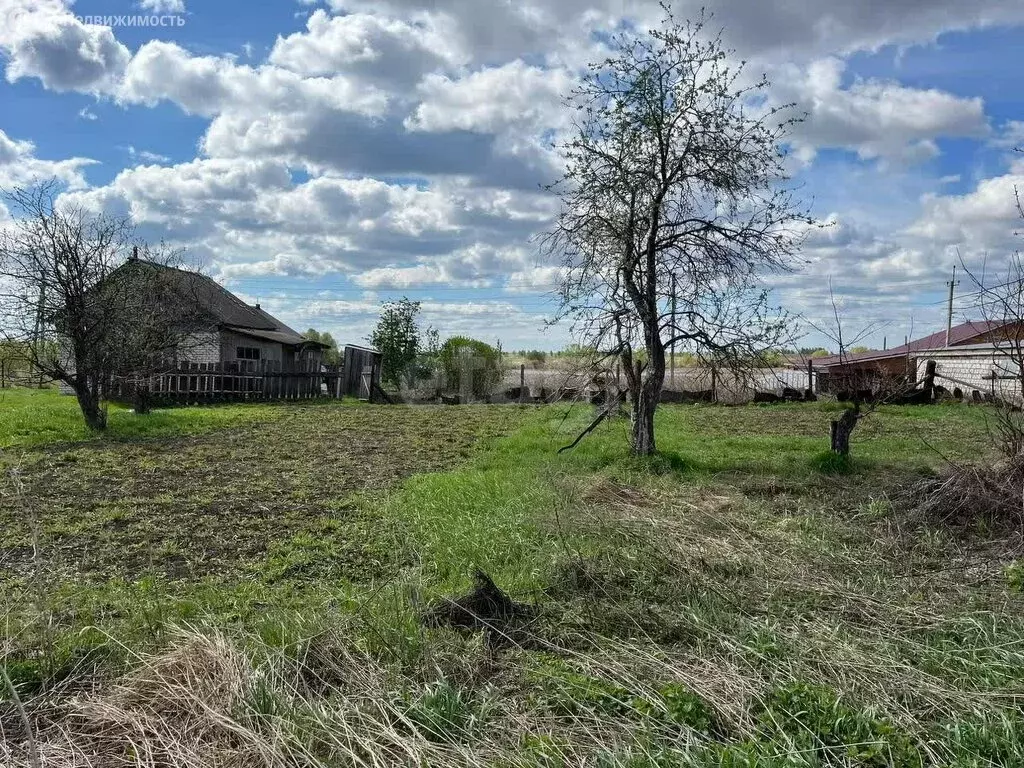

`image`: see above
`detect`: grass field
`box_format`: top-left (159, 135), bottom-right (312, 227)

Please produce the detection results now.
top-left (2, 389), bottom-right (1022, 767)
top-left (0, 387), bottom-right (284, 448)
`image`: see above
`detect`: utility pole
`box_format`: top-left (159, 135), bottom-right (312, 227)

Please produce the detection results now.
top-left (945, 265), bottom-right (959, 347)
top-left (669, 272), bottom-right (677, 387)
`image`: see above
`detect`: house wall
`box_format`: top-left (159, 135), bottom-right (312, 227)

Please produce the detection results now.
top-left (218, 330), bottom-right (286, 365)
top-left (815, 356), bottom-right (913, 394)
top-left (178, 331), bottom-right (221, 364)
top-left (917, 352), bottom-right (1021, 400)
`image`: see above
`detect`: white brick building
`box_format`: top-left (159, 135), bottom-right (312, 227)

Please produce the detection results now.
top-left (915, 343), bottom-right (1022, 402)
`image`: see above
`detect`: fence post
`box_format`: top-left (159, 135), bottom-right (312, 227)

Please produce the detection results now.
top-left (807, 358), bottom-right (814, 394)
top-left (711, 366), bottom-right (718, 403)
top-left (519, 364), bottom-right (526, 404)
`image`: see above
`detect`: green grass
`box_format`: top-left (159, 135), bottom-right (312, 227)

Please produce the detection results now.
top-left (2, 396), bottom-right (1021, 767)
top-left (0, 386), bottom-right (285, 448)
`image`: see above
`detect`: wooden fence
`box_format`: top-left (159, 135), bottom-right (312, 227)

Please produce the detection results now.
top-left (109, 360), bottom-right (357, 404)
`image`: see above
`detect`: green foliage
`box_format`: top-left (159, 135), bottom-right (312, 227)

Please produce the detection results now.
top-left (0, 340), bottom-right (32, 383)
top-left (402, 681), bottom-right (480, 743)
top-left (525, 349), bottom-right (547, 367)
top-left (536, 666), bottom-right (634, 717)
top-left (438, 336), bottom-right (503, 399)
top-left (302, 328), bottom-right (341, 366)
top-left (758, 350), bottom-right (786, 367)
top-left (756, 682), bottom-right (923, 767)
top-left (620, 450), bottom-right (693, 476)
top-left (369, 298), bottom-right (422, 387)
top-left (1006, 560), bottom-right (1024, 591)
top-left (520, 733), bottom-right (571, 768)
top-left (657, 683), bottom-right (717, 733)
top-left (937, 711), bottom-right (1024, 766)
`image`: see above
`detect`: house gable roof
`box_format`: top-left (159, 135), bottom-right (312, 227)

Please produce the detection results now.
top-left (815, 320), bottom-right (1010, 368)
top-left (124, 259), bottom-right (313, 347)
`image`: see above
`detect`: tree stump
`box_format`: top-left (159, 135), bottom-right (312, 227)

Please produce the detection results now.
top-left (830, 406), bottom-right (859, 455)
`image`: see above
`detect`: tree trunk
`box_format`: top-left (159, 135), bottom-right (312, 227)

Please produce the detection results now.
top-left (625, 310), bottom-right (667, 456)
top-left (829, 406), bottom-right (859, 455)
top-left (133, 384), bottom-right (152, 415)
top-left (73, 378), bottom-right (107, 431)
top-left (629, 361), bottom-right (664, 455)
top-left (630, 386), bottom-right (658, 455)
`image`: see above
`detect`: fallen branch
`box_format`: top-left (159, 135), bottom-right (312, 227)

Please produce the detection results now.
top-left (558, 394), bottom-right (623, 454)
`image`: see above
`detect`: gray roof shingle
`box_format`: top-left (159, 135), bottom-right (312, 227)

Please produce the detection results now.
top-left (127, 259), bottom-right (314, 346)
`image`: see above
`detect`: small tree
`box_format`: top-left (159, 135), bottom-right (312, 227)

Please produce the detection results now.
top-left (438, 336), bottom-right (504, 401)
top-left (544, 9), bottom-right (807, 455)
top-left (811, 285), bottom-right (918, 457)
top-left (0, 182), bottom-right (206, 429)
top-left (0, 340), bottom-right (28, 387)
top-left (369, 298), bottom-right (422, 387)
top-left (962, 249), bottom-right (1024, 457)
top-left (303, 328), bottom-right (341, 366)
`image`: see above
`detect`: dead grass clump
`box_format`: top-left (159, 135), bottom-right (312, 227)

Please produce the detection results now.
top-left (903, 456), bottom-right (1024, 529)
top-left (579, 477), bottom-right (651, 508)
top-left (10, 629), bottom-right (276, 768)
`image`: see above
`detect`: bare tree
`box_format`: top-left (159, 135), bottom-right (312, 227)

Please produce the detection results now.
top-left (961, 249), bottom-right (1024, 456)
top-left (0, 181), bottom-right (207, 429)
top-left (543, 8), bottom-right (808, 455)
top-left (811, 285), bottom-right (921, 456)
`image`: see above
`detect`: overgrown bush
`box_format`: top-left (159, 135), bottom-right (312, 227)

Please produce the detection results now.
top-left (438, 336), bottom-right (503, 400)
top-left (525, 349), bottom-right (547, 368)
top-left (902, 455), bottom-right (1024, 528)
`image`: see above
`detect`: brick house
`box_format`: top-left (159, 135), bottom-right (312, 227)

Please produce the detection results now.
top-left (814, 320), bottom-right (1021, 396)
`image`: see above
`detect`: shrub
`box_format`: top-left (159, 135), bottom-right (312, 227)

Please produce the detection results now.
top-left (438, 336), bottom-right (503, 400)
top-left (525, 349), bottom-right (547, 367)
top-left (902, 455), bottom-right (1024, 529)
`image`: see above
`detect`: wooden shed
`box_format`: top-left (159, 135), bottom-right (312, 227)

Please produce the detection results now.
top-left (342, 345), bottom-right (383, 400)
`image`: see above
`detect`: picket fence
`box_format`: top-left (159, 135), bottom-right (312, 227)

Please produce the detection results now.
top-left (111, 360), bottom-right (366, 404)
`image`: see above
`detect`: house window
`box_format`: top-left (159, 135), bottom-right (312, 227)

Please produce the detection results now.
top-left (236, 346), bottom-right (261, 361)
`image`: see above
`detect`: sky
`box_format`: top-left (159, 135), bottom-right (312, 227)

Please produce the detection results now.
top-left (1, 0), bottom-right (1024, 351)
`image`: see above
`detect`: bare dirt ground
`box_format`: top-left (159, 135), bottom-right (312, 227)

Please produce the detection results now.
top-left (0, 403), bottom-right (526, 582)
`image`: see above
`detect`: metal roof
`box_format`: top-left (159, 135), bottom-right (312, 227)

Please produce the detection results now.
top-left (814, 320), bottom-right (1010, 368)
